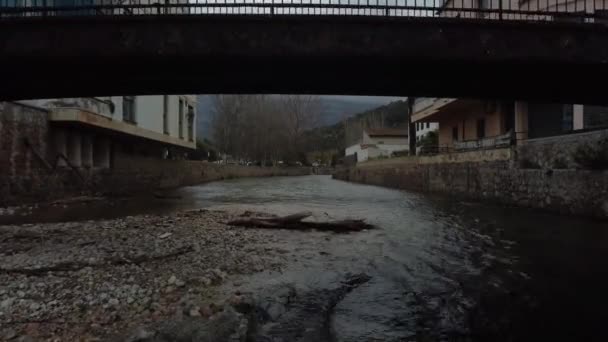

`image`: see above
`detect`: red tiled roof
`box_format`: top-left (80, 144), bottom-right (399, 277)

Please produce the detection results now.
top-left (365, 128), bottom-right (408, 137)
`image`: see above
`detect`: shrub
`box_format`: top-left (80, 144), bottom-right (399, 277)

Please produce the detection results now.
top-left (519, 158), bottom-right (541, 169)
top-left (552, 158), bottom-right (569, 169)
top-left (573, 137), bottom-right (608, 170)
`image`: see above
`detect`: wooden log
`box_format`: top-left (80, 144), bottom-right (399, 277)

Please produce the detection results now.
top-left (227, 212), bottom-right (373, 232)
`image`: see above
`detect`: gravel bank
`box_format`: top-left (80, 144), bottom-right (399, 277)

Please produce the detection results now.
top-left (0, 210), bottom-right (287, 341)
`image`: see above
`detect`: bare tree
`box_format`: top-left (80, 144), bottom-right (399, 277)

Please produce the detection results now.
top-left (281, 95), bottom-right (322, 162)
top-left (213, 95), bottom-right (300, 163)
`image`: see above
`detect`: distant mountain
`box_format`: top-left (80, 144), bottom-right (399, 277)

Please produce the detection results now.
top-left (195, 95), bottom-right (404, 142)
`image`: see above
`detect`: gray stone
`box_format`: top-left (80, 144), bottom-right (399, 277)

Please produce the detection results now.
top-left (3, 328), bottom-right (16, 340)
top-left (0, 298), bottom-right (15, 310)
top-left (167, 275), bottom-right (177, 285)
top-left (109, 298), bottom-right (120, 306)
top-left (124, 326), bottom-right (156, 342)
top-left (188, 306), bottom-right (201, 317)
top-left (200, 277), bottom-right (212, 286)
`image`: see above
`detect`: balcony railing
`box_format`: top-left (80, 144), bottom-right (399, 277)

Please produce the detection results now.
top-left (453, 130), bottom-right (514, 151)
top-left (1, 0), bottom-right (607, 23)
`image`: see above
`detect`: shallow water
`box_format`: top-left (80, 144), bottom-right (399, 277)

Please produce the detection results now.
top-left (5, 175), bottom-right (608, 340)
top-left (172, 176), bottom-right (608, 341)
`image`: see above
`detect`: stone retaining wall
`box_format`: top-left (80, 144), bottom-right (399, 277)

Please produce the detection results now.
top-left (517, 129), bottom-right (608, 169)
top-left (334, 157), bottom-right (608, 218)
top-left (97, 154), bottom-right (311, 196)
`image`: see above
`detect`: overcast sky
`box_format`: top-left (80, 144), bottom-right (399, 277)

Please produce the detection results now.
top-left (319, 95), bottom-right (405, 103)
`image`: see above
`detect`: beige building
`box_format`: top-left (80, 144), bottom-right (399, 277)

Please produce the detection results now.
top-left (20, 95), bottom-right (197, 169)
top-left (412, 97), bottom-right (608, 151)
top-left (438, 0), bottom-right (607, 21)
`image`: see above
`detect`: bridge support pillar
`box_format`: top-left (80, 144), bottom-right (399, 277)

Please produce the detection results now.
top-left (67, 131), bottom-right (82, 168)
top-left (93, 137), bottom-right (111, 169)
top-left (53, 128), bottom-right (68, 167)
top-left (82, 134), bottom-right (94, 168)
top-left (514, 101), bottom-right (529, 144)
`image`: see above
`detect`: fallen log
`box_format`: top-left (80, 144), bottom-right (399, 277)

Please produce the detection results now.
top-left (227, 212), bottom-right (374, 232)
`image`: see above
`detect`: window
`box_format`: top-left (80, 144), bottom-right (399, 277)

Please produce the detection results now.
top-left (415, 123), bottom-right (419, 131)
top-left (163, 95), bottom-right (169, 135)
top-left (187, 105), bottom-right (194, 142)
top-left (561, 104), bottom-right (573, 132)
top-left (476, 118), bottom-right (486, 139)
top-left (477, 0), bottom-right (490, 9)
top-left (452, 126), bottom-right (459, 141)
top-left (178, 98), bottom-right (184, 139)
top-left (123, 96), bottom-right (136, 124)
top-left (426, 122), bottom-right (430, 129)
top-left (528, 103), bottom-right (574, 138)
top-left (584, 105), bottom-right (608, 129)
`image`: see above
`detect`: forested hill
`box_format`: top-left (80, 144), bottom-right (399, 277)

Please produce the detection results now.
top-left (196, 95), bottom-right (403, 142)
top-left (303, 100), bottom-right (409, 153)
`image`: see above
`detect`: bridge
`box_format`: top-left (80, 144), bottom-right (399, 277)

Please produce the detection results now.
top-left (1, 1), bottom-right (608, 103)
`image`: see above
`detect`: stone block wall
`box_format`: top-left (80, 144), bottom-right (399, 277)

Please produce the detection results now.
top-left (97, 153), bottom-right (312, 196)
top-left (0, 102), bottom-right (64, 204)
top-left (334, 155), bottom-right (608, 218)
top-left (516, 129), bottom-right (608, 169)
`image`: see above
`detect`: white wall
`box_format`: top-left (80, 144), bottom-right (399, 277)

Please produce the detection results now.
top-left (345, 144), bottom-right (370, 163)
top-left (20, 95), bottom-right (197, 147)
top-left (97, 95), bottom-right (197, 143)
top-left (378, 144), bottom-right (409, 155)
top-left (416, 122), bottom-right (439, 141)
top-left (345, 144), bottom-right (361, 157)
top-left (346, 143), bottom-right (408, 163)
top-left (362, 132), bottom-right (409, 146)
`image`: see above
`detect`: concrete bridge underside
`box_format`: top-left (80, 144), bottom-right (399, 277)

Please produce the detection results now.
top-left (1, 15), bottom-right (608, 103)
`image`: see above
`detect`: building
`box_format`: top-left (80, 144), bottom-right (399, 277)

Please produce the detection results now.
top-left (415, 122), bottom-right (439, 143)
top-left (345, 128), bottom-right (408, 163)
top-left (17, 95), bottom-right (197, 169)
top-left (411, 97), bottom-right (608, 152)
top-left (438, 0), bottom-right (607, 20)
top-left (413, 98), bottom-right (439, 143)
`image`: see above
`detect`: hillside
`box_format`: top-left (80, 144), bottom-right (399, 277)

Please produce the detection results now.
top-left (303, 100), bottom-right (409, 154)
top-left (196, 95), bottom-right (403, 142)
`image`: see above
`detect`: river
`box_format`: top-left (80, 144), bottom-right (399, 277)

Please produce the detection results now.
top-left (3, 175), bottom-right (608, 341)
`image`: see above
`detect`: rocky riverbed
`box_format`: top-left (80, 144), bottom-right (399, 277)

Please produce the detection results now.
top-left (0, 210), bottom-right (291, 341)
top-left (4, 175), bottom-right (608, 341)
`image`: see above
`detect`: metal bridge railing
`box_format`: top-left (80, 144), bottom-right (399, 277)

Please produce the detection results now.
top-left (0, 0), bottom-right (607, 23)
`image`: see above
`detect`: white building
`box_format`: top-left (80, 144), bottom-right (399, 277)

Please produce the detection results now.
top-left (345, 128), bottom-right (409, 163)
top-left (20, 95), bottom-right (197, 169)
top-left (415, 122), bottom-right (439, 142)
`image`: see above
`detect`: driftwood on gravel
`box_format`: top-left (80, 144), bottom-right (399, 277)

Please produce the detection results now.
top-left (227, 212), bottom-right (374, 232)
top-left (0, 245), bottom-right (193, 276)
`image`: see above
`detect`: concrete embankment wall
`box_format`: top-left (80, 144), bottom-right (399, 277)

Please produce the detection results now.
top-left (334, 146), bottom-right (608, 218)
top-left (1, 153), bottom-right (310, 205)
top-left (98, 155), bottom-right (311, 196)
